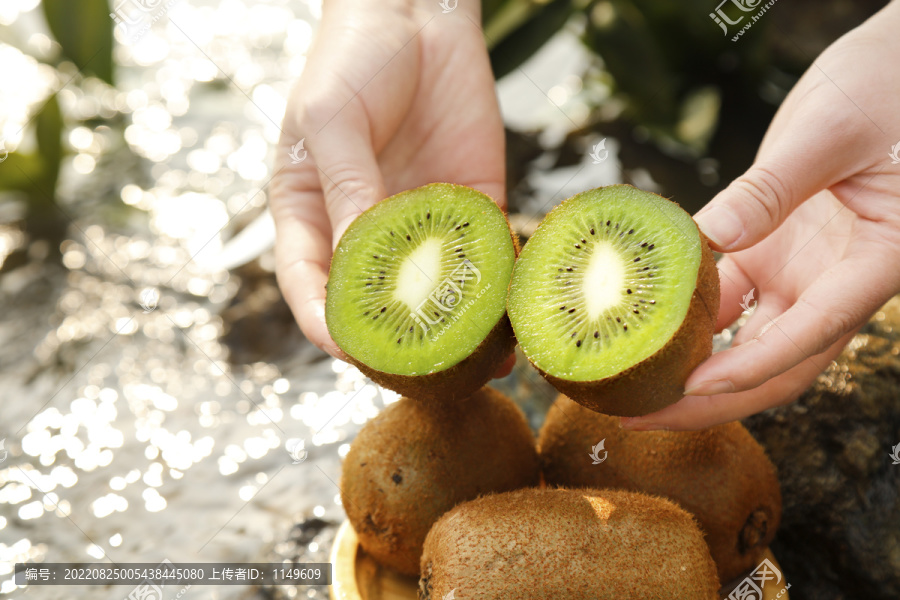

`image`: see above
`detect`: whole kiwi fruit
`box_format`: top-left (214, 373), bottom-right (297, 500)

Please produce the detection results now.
top-left (340, 386), bottom-right (539, 576)
top-left (539, 393), bottom-right (782, 582)
top-left (419, 487), bottom-right (721, 599)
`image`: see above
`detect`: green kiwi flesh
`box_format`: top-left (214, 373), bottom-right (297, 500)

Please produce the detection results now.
top-left (326, 184), bottom-right (517, 399)
top-left (507, 185), bottom-right (718, 416)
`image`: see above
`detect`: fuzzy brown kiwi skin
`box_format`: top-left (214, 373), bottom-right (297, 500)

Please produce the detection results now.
top-left (341, 315), bottom-right (516, 402)
top-left (329, 192), bottom-right (520, 403)
top-left (340, 386), bottom-right (539, 576)
top-left (538, 394), bottom-right (782, 583)
top-left (536, 229), bottom-right (719, 417)
top-left (419, 487), bottom-right (721, 600)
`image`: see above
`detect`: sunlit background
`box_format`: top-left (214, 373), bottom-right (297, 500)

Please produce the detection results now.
top-left (0, 0), bottom-right (893, 598)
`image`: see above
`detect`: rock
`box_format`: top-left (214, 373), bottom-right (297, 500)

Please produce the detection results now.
top-left (744, 297), bottom-right (900, 600)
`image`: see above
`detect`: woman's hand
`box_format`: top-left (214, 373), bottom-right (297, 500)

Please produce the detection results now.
top-left (270, 0), bottom-right (506, 362)
top-left (623, 1), bottom-right (900, 430)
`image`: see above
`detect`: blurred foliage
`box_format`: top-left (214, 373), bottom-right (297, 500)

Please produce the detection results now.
top-left (42, 0), bottom-right (115, 85)
top-left (0, 0), bottom-right (114, 250)
top-left (487, 0), bottom-right (886, 210)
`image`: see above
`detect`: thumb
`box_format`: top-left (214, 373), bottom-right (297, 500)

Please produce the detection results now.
top-left (694, 110), bottom-right (855, 252)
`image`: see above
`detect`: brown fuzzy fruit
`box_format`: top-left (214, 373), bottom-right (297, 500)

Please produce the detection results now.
top-left (538, 394), bottom-right (782, 582)
top-left (507, 185), bottom-right (719, 416)
top-left (340, 387), bottom-right (539, 576)
top-left (326, 183), bottom-right (518, 402)
top-left (419, 487), bottom-right (721, 599)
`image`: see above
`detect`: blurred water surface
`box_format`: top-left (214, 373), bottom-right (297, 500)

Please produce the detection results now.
top-left (0, 1), bottom-right (598, 598)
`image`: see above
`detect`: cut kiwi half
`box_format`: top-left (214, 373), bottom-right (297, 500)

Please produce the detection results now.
top-left (507, 185), bottom-right (719, 416)
top-left (326, 183), bottom-right (517, 401)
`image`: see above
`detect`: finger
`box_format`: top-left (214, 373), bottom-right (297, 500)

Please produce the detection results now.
top-left (620, 330), bottom-right (856, 431)
top-left (713, 254), bottom-right (755, 332)
top-left (732, 293), bottom-right (792, 346)
top-left (270, 156), bottom-right (345, 358)
top-left (694, 84), bottom-right (862, 252)
top-left (685, 251), bottom-right (898, 395)
top-left (493, 353), bottom-right (516, 379)
top-left (305, 104), bottom-right (387, 248)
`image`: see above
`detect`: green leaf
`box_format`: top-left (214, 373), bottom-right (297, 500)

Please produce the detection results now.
top-left (42, 0), bottom-right (114, 85)
top-left (489, 0), bottom-right (575, 80)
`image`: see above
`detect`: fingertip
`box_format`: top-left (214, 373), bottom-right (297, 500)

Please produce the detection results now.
top-left (493, 353), bottom-right (516, 379)
top-left (694, 203), bottom-right (745, 252)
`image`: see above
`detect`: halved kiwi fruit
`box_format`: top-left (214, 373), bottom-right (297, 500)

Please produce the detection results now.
top-left (326, 183), bottom-right (517, 401)
top-left (507, 185), bottom-right (719, 416)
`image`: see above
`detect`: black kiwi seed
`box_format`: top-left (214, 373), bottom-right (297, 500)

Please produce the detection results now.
top-left (627, 289), bottom-right (632, 294)
top-left (648, 244), bottom-right (655, 250)
top-left (576, 340), bottom-right (582, 347)
top-left (616, 317), bottom-right (621, 323)
top-left (406, 234), bottom-right (411, 241)
top-left (560, 306), bottom-right (566, 310)
top-left (594, 331), bottom-right (599, 338)
top-left (575, 244), bottom-right (581, 249)
top-left (634, 257), bottom-right (641, 262)
top-left (426, 212), bottom-right (431, 219)
top-left (641, 242), bottom-right (648, 247)
top-left (623, 324), bottom-right (628, 330)
top-left (628, 229), bottom-right (634, 234)
top-left (606, 220), bottom-right (610, 226)
top-left (568, 309), bottom-right (575, 314)
top-left (590, 228), bottom-right (595, 235)
top-left (463, 222), bottom-right (469, 227)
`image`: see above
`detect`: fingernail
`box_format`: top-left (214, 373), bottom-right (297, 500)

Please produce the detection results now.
top-left (684, 379), bottom-right (734, 396)
top-left (694, 204), bottom-right (744, 249)
top-left (620, 418), bottom-right (665, 432)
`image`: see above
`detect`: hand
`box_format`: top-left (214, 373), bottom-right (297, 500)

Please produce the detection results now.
top-left (622, 2), bottom-right (900, 431)
top-left (270, 0), bottom-right (514, 374)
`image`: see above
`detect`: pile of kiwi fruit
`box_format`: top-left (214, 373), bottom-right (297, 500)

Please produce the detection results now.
top-left (327, 183), bottom-right (784, 598)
